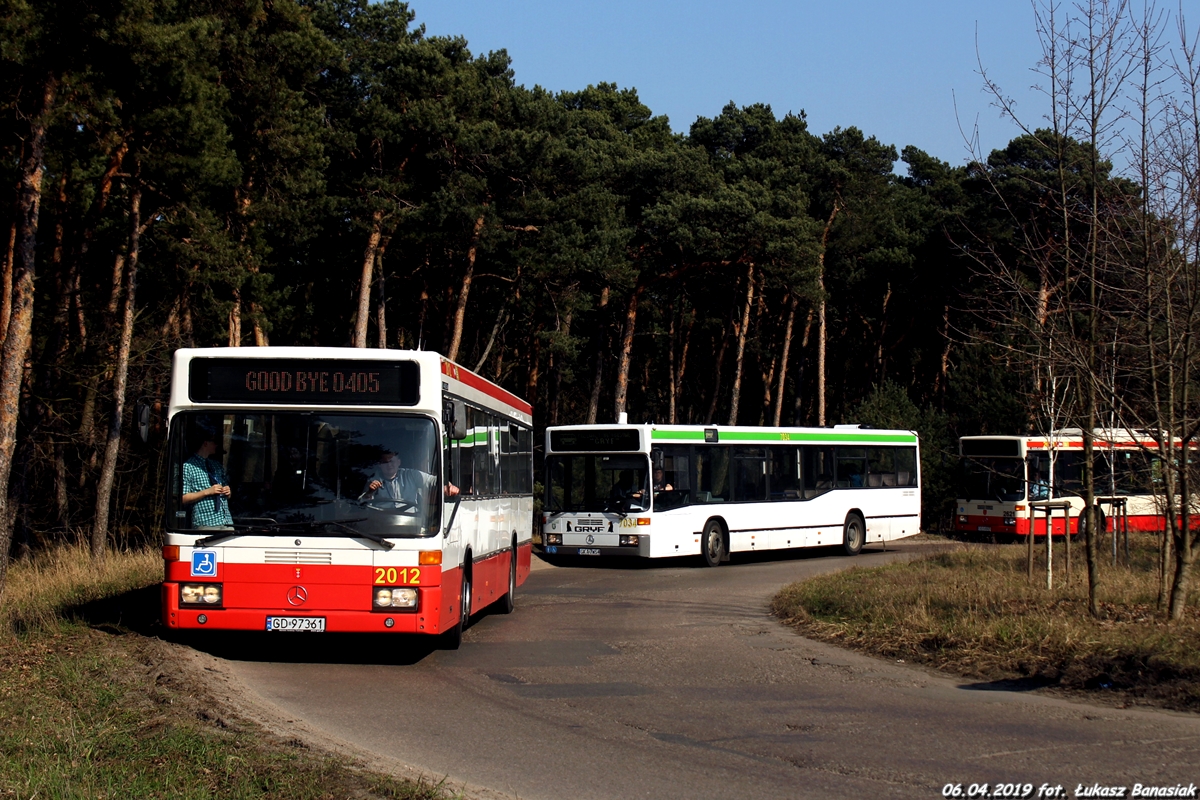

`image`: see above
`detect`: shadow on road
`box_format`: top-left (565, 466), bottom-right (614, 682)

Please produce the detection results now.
top-left (959, 676), bottom-right (1058, 693)
top-left (536, 543), bottom-right (904, 571)
top-left (63, 582), bottom-right (511, 667)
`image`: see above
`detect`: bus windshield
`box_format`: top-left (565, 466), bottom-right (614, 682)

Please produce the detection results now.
top-left (958, 456), bottom-right (1026, 502)
top-left (167, 411), bottom-right (442, 538)
top-left (545, 454), bottom-right (650, 513)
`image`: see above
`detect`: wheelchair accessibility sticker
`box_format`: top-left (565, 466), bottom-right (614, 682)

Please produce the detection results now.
top-left (190, 549), bottom-right (218, 577)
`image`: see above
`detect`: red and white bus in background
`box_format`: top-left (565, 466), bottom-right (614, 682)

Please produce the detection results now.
top-left (955, 429), bottom-right (1171, 537)
top-left (161, 347), bottom-right (533, 648)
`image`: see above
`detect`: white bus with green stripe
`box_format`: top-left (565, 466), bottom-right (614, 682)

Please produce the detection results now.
top-left (541, 424), bottom-right (921, 565)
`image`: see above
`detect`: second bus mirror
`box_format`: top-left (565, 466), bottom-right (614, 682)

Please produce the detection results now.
top-left (445, 400), bottom-right (468, 440)
top-left (652, 449), bottom-right (664, 468)
top-left (136, 400), bottom-right (152, 444)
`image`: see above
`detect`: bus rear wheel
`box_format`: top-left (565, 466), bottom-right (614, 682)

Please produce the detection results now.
top-left (843, 512), bottom-right (865, 556)
top-left (498, 540), bottom-right (517, 615)
top-left (442, 561), bottom-right (471, 650)
top-left (702, 520), bottom-right (726, 568)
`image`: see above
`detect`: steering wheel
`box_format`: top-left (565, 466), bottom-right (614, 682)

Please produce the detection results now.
top-left (361, 499), bottom-right (416, 514)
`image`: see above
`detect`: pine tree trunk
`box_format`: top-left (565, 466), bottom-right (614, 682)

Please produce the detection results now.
top-left (773, 295), bottom-right (799, 426)
top-left (228, 287), bottom-right (242, 347)
top-left (447, 210), bottom-right (486, 362)
top-left (549, 311), bottom-right (572, 427)
top-left (674, 310), bottom-right (693, 424)
top-left (0, 75), bottom-right (56, 599)
top-left (251, 304), bottom-right (268, 346)
top-left (1, 219), bottom-right (15, 350)
top-left (817, 204), bottom-right (839, 427)
top-left (792, 307), bottom-right (815, 425)
top-left (586, 287), bottom-right (610, 424)
top-left (613, 283), bottom-right (644, 420)
top-left (92, 188), bottom-right (141, 561)
top-left (525, 327), bottom-right (541, 408)
top-left (354, 208), bottom-right (385, 348)
top-left (728, 263), bottom-right (755, 426)
top-left (705, 336), bottom-right (729, 425)
top-left (375, 236), bottom-right (390, 348)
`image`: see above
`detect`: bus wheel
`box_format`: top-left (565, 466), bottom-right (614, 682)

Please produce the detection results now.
top-left (842, 512), bottom-right (865, 556)
top-left (702, 520), bottom-right (726, 568)
top-left (442, 562), bottom-right (471, 650)
top-left (498, 541), bottom-right (517, 615)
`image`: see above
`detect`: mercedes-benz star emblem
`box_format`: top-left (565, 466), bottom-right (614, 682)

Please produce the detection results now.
top-left (286, 586), bottom-right (308, 606)
top-left (586, 534), bottom-right (595, 545)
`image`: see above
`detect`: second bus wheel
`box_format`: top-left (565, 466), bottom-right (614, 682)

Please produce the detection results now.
top-left (702, 520), bottom-right (726, 568)
top-left (442, 560), bottom-right (471, 650)
top-left (842, 512), bottom-right (865, 556)
top-left (497, 540), bottom-right (517, 615)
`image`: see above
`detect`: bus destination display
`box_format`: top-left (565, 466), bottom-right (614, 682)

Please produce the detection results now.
top-left (550, 429), bottom-right (641, 452)
top-left (189, 358), bottom-right (420, 405)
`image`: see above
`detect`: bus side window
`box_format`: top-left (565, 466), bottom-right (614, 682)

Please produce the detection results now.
top-left (695, 447), bottom-right (729, 503)
top-left (867, 447), bottom-right (894, 488)
top-left (770, 446), bottom-right (801, 500)
top-left (518, 425), bottom-right (533, 494)
top-left (894, 447), bottom-right (918, 487)
top-left (458, 432), bottom-right (474, 495)
top-left (835, 447), bottom-right (867, 488)
top-left (803, 446), bottom-right (834, 498)
top-left (733, 447), bottom-right (767, 502)
top-left (471, 410), bottom-right (488, 495)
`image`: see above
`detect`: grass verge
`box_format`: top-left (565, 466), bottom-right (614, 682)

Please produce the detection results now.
top-left (772, 534), bottom-right (1200, 712)
top-left (0, 545), bottom-right (454, 799)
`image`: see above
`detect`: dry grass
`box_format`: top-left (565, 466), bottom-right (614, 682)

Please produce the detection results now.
top-left (0, 546), bottom-right (455, 799)
top-left (0, 542), bottom-right (163, 633)
top-left (772, 534), bottom-right (1200, 711)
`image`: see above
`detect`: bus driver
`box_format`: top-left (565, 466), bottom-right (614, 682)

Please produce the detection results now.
top-left (360, 450), bottom-right (459, 505)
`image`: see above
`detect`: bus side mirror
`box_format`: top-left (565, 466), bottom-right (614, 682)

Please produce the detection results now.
top-left (652, 449), bottom-right (664, 468)
top-left (135, 398), bottom-right (161, 444)
top-left (445, 400), bottom-right (467, 440)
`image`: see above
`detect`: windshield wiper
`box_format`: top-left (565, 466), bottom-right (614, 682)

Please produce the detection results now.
top-left (196, 517), bottom-right (392, 550)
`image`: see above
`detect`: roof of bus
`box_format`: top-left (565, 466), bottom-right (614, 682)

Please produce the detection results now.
top-left (169, 347), bottom-right (532, 420)
top-left (961, 429), bottom-right (1185, 450)
top-left (546, 423), bottom-right (918, 445)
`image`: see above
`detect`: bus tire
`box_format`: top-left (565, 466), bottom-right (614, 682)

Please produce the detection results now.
top-left (442, 557), bottom-right (472, 650)
top-left (702, 520), bottom-right (726, 568)
top-left (842, 512), bottom-right (865, 556)
top-left (498, 539), bottom-right (517, 615)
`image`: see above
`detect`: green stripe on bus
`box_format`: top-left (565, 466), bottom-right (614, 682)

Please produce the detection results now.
top-left (649, 430), bottom-right (916, 444)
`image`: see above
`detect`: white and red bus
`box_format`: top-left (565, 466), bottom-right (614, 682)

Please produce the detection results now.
top-left (955, 429), bottom-right (1173, 537)
top-left (161, 347), bottom-right (533, 648)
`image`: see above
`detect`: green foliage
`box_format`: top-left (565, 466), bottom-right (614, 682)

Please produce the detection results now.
top-left (0, 0), bottom-right (1106, 550)
top-left (853, 380), bottom-right (956, 529)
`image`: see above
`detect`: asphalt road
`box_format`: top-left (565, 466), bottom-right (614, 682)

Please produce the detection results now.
top-left (201, 542), bottom-right (1200, 799)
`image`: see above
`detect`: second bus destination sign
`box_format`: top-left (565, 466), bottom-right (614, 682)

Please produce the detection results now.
top-left (189, 358), bottom-right (420, 405)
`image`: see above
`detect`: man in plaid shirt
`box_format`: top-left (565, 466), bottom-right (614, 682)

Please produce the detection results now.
top-left (182, 427), bottom-right (233, 528)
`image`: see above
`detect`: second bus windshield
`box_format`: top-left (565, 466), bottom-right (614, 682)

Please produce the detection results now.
top-left (545, 454), bottom-right (650, 513)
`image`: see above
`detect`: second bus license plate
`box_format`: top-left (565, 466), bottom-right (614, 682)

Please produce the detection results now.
top-left (578, 548), bottom-right (601, 556)
top-left (266, 616), bottom-right (326, 632)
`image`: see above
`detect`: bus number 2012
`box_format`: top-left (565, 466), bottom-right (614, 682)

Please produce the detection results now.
top-left (374, 567), bottom-right (420, 585)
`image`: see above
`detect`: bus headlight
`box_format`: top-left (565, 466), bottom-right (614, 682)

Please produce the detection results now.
top-left (181, 583), bottom-right (222, 605)
top-left (374, 587), bottom-right (417, 609)
top-left (619, 535), bottom-right (640, 547)
top-left (545, 533), bottom-right (562, 545)
top-left (958, 515), bottom-right (968, 524)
